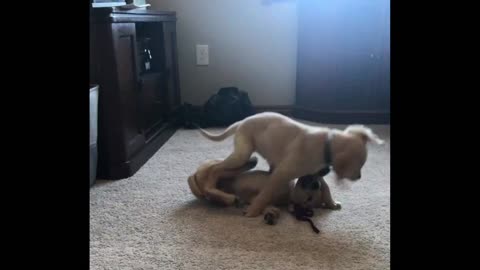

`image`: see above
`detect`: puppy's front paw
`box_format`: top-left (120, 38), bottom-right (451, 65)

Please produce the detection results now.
top-left (322, 201), bottom-right (342, 210)
top-left (264, 213), bottom-right (276, 225)
top-left (332, 202), bottom-right (342, 210)
top-left (234, 197), bottom-right (245, 208)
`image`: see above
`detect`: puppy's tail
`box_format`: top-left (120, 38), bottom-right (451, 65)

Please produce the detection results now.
top-left (196, 121), bottom-right (241, 142)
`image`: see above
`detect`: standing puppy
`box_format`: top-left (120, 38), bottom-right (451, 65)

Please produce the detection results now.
top-left (197, 112), bottom-right (384, 217)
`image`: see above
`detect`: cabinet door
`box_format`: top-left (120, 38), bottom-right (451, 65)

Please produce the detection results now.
top-left (296, 0), bottom-right (390, 113)
top-left (138, 72), bottom-right (167, 138)
top-left (162, 21), bottom-right (181, 116)
top-left (111, 23), bottom-right (145, 157)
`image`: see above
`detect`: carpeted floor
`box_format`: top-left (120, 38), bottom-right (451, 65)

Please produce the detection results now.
top-left (90, 121), bottom-right (390, 270)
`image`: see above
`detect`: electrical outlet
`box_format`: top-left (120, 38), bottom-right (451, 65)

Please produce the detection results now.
top-left (196, 45), bottom-right (209, 66)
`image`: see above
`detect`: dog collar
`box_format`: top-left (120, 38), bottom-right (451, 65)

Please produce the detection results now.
top-left (317, 131), bottom-right (333, 177)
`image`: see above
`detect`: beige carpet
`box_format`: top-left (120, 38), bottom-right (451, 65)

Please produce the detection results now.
top-left (90, 122), bottom-right (390, 270)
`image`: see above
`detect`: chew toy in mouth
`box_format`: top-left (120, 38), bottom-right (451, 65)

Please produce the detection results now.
top-left (291, 204), bottom-right (320, 234)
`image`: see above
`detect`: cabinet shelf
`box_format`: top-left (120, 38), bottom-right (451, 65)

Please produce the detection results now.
top-left (138, 71), bottom-right (164, 78)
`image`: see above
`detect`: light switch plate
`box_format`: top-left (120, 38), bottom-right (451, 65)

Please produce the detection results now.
top-left (196, 45), bottom-right (209, 66)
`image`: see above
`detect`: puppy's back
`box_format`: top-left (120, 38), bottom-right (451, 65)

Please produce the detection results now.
top-left (233, 171), bottom-right (290, 205)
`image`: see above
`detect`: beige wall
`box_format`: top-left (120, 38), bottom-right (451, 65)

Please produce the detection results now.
top-left (148, 0), bottom-right (297, 106)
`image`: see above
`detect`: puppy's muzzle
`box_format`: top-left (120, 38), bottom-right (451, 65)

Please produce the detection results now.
top-left (352, 173), bottom-right (361, 181)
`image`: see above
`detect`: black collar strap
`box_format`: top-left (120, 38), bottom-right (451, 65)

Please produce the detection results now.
top-left (317, 131), bottom-right (333, 177)
top-left (324, 131), bottom-right (333, 165)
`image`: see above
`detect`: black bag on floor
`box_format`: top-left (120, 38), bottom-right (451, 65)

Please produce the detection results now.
top-left (179, 103), bottom-right (207, 129)
top-left (203, 87), bottom-right (255, 127)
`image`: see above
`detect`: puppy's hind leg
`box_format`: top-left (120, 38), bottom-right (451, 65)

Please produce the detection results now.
top-left (215, 134), bottom-right (255, 171)
top-left (206, 134), bottom-right (255, 205)
top-left (204, 188), bottom-right (238, 206)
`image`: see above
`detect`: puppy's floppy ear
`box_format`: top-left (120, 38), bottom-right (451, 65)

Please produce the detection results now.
top-left (344, 125), bottom-right (384, 145)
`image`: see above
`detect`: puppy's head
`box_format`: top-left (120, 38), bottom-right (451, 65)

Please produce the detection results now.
top-left (187, 159), bottom-right (222, 199)
top-left (332, 125), bottom-right (384, 181)
top-left (291, 174), bottom-right (321, 208)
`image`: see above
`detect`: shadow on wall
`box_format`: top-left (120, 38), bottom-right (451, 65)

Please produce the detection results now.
top-left (148, 0), bottom-right (298, 106)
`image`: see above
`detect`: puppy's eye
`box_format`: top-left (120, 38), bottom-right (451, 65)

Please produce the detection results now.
top-left (298, 177), bottom-right (309, 189)
top-left (311, 181), bottom-right (319, 190)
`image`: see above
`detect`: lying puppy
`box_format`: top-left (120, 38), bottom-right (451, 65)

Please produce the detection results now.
top-left (187, 156), bottom-right (259, 206)
top-left (188, 157), bottom-right (341, 225)
top-left (197, 112), bottom-right (384, 217)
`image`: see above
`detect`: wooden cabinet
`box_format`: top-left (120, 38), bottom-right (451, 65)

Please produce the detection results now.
top-left (293, 0), bottom-right (390, 124)
top-left (90, 9), bottom-right (181, 179)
